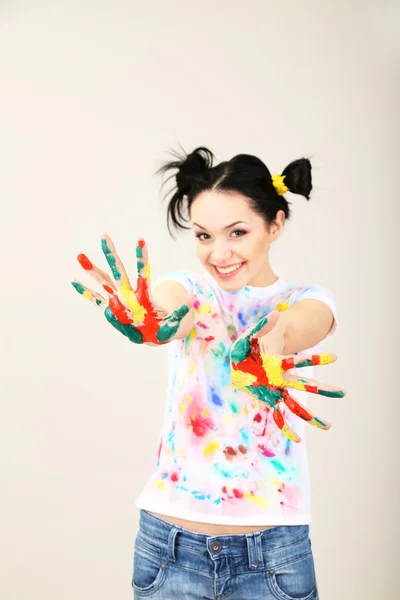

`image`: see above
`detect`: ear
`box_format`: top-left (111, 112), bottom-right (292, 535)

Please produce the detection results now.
top-left (269, 210), bottom-right (286, 241)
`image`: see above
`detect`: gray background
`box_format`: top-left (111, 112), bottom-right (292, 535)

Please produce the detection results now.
top-left (0, 1), bottom-right (398, 598)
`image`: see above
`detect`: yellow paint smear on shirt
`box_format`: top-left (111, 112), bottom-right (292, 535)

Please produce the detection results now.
top-left (197, 304), bottom-right (212, 315)
top-left (155, 481), bottom-right (167, 491)
top-left (203, 442), bottom-right (220, 456)
top-left (276, 302), bottom-right (289, 312)
top-left (244, 492), bottom-right (269, 507)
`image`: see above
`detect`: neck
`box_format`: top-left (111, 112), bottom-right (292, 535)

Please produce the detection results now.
top-left (248, 264), bottom-right (278, 288)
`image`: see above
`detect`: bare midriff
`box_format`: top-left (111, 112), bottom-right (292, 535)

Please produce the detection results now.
top-left (149, 512), bottom-right (275, 535)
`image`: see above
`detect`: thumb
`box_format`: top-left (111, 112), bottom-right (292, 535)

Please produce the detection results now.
top-left (252, 310), bottom-right (281, 339)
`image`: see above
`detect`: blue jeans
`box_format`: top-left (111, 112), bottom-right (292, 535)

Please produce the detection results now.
top-left (132, 510), bottom-right (319, 599)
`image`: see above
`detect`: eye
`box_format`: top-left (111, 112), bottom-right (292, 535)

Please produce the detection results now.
top-left (231, 229), bottom-right (247, 237)
top-left (195, 232), bottom-right (211, 241)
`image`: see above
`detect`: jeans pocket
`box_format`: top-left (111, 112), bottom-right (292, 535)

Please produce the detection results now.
top-left (132, 538), bottom-right (168, 597)
top-left (267, 552), bottom-right (318, 600)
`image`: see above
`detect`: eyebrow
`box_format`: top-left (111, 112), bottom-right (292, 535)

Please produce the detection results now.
top-left (192, 221), bottom-right (249, 231)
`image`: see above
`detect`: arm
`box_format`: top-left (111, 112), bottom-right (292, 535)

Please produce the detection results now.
top-left (153, 280), bottom-right (195, 341)
top-left (260, 300), bottom-right (335, 356)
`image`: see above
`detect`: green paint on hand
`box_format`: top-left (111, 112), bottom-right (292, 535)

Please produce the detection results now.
top-left (102, 239), bottom-right (121, 280)
top-left (230, 315), bottom-right (269, 363)
top-left (156, 304), bottom-right (189, 343)
top-left (318, 389), bottom-right (345, 398)
top-left (104, 307), bottom-right (143, 344)
top-left (245, 384), bottom-right (281, 408)
top-left (95, 298), bottom-right (102, 306)
top-left (136, 246), bottom-right (143, 259)
top-left (137, 261), bottom-right (145, 271)
top-left (295, 359), bottom-right (313, 369)
top-left (314, 417), bottom-right (327, 426)
top-left (71, 281), bottom-right (85, 294)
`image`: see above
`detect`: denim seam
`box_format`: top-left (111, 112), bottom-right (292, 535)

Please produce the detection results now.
top-left (267, 550), bottom-right (313, 572)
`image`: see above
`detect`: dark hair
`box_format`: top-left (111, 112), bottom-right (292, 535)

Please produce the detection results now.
top-left (158, 146), bottom-right (312, 236)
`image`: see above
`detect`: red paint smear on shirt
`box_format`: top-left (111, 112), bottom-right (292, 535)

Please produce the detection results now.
top-left (186, 402), bottom-right (213, 437)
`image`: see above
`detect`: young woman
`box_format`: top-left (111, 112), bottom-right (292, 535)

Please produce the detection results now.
top-left (72, 147), bottom-right (344, 600)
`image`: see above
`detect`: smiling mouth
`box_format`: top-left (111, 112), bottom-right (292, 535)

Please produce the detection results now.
top-left (212, 262), bottom-right (245, 278)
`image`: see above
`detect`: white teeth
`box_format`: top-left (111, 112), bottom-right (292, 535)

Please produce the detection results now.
top-left (215, 263), bottom-right (243, 274)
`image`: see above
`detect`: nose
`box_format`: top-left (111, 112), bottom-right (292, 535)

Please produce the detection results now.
top-left (210, 241), bottom-right (233, 264)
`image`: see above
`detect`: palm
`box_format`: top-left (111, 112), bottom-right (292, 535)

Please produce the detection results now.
top-left (72, 234), bottom-right (192, 344)
top-left (230, 312), bottom-right (345, 442)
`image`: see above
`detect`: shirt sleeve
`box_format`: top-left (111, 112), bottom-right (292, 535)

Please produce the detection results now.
top-left (153, 269), bottom-right (194, 295)
top-left (288, 284), bottom-right (338, 343)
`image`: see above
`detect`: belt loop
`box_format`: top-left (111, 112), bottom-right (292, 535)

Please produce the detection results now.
top-left (246, 532), bottom-right (264, 569)
top-left (167, 527), bottom-right (179, 562)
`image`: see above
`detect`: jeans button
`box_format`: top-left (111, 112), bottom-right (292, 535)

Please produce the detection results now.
top-left (210, 540), bottom-right (222, 553)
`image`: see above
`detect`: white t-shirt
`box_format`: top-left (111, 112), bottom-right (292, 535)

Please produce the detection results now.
top-left (135, 271), bottom-right (337, 526)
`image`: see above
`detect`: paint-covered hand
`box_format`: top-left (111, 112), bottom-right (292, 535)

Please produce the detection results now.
top-left (230, 311), bottom-right (345, 442)
top-left (72, 234), bottom-right (194, 344)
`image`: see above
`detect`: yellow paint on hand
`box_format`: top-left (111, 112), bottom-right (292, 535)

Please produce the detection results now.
top-left (232, 369), bottom-right (257, 389)
top-left (120, 277), bottom-right (147, 324)
top-left (318, 353), bottom-right (336, 365)
top-left (143, 262), bottom-right (151, 280)
top-left (155, 481), bottom-right (167, 491)
top-left (282, 424), bottom-right (300, 442)
top-left (83, 290), bottom-right (92, 301)
top-left (261, 354), bottom-right (285, 387)
top-left (203, 442), bottom-right (220, 456)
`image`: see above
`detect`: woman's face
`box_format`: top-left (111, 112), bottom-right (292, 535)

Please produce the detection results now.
top-left (190, 190), bottom-right (284, 291)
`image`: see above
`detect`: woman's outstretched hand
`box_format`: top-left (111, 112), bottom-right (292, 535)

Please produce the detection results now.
top-left (230, 311), bottom-right (345, 442)
top-left (72, 234), bottom-right (195, 344)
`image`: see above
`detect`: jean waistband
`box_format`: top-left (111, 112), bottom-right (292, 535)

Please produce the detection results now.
top-left (138, 510), bottom-right (310, 566)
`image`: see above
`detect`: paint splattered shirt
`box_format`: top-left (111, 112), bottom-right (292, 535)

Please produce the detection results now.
top-left (136, 271), bottom-right (337, 525)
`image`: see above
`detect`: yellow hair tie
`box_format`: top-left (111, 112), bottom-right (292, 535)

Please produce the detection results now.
top-left (272, 174), bottom-right (289, 195)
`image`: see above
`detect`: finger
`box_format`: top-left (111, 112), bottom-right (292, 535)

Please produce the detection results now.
top-left (71, 280), bottom-right (107, 309)
top-left (101, 234), bottom-right (147, 323)
top-left (156, 302), bottom-right (192, 343)
top-left (272, 405), bottom-right (301, 443)
top-left (77, 253), bottom-right (117, 294)
top-left (251, 310), bottom-right (281, 339)
top-left (231, 313), bottom-right (273, 364)
top-left (281, 353), bottom-right (337, 372)
top-left (283, 373), bottom-right (346, 398)
top-left (101, 233), bottom-right (133, 288)
top-left (136, 239), bottom-right (150, 280)
top-left (282, 389), bottom-right (331, 430)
